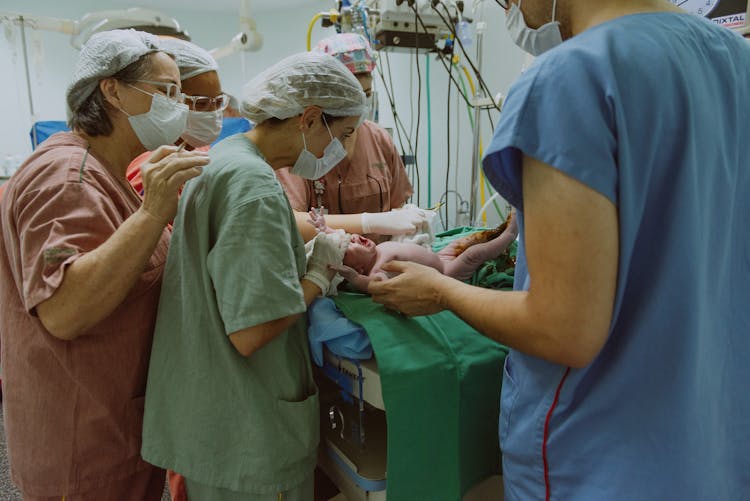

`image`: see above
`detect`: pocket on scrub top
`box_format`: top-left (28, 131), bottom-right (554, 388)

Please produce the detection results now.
top-left (499, 356), bottom-right (520, 443)
top-left (275, 390), bottom-right (320, 466)
top-left (338, 178), bottom-right (388, 214)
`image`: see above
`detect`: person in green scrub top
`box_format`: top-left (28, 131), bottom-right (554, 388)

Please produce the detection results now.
top-left (140, 51), bottom-right (368, 501)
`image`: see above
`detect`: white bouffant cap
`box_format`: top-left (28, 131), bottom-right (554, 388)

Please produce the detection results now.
top-left (240, 52), bottom-right (367, 124)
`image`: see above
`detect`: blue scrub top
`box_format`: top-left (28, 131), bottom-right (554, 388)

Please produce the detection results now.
top-left (483, 12), bottom-right (750, 500)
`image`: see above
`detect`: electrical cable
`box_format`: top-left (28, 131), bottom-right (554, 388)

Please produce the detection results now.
top-left (456, 65), bottom-right (475, 127)
top-left (382, 52), bottom-right (420, 204)
top-left (436, 3), bottom-right (505, 224)
top-left (445, 47), bottom-right (454, 226)
top-left (375, 55), bottom-right (420, 205)
top-left (408, 6), bottom-right (472, 108)
top-left (426, 54), bottom-right (432, 208)
top-left (414, 7), bottom-right (423, 207)
top-left (437, 190), bottom-right (466, 231)
top-left (435, 2), bottom-right (497, 108)
top-left (374, 63), bottom-right (408, 160)
top-left (455, 72), bottom-right (461, 209)
top-left (458, 62), bottom-right (503, 221)
top-left (432, 3), bottom-right (500, 112)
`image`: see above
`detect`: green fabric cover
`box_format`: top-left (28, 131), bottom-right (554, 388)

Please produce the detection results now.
top-left (333, 293), bottom-right (509, 501)
top-left (432, 227), bottom-right (517, 291)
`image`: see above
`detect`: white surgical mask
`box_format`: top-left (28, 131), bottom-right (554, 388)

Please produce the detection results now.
top-left (122, 86), bottom-right (189, 151)
top-left (181, 109), bottom-right (223, 148)
top-left (506, 0), bottom-right (563, 56)
top-left (291, 117), bottom-right (347, 180)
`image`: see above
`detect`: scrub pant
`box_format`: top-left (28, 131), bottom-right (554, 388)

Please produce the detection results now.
top-left (23, 465), bottom-right (166, 501)
top-left (185, 473), bottom-right (314, 501)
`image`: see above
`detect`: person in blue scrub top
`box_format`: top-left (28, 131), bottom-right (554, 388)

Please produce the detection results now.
top-left (368, 1), bottom-right (750, 499)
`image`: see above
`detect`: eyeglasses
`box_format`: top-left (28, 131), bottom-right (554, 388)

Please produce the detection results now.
top-left (130, 79), bottom-right (185, 103)
top-left (183, 93), bottom-right (230, 112)
top-left (495, 0), bottom-right (509, 9)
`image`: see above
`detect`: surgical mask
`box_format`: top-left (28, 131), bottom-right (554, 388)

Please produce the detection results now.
top-left (181, 109), bottom-right (223, 148)
top-left (506, 0), bottom-right (563, 56)
top-left (122, 86), bottom-right (189, 151)
top-left (291, 117), bottom-right (347, 180)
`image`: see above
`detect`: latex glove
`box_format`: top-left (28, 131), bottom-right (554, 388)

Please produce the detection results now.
top-left (360, 205), bottom-right (431, 235)
top-left (304, 231), bottom-right (348, 294)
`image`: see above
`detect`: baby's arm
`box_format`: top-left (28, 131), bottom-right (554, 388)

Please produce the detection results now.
top-left (370, 242), bottom-right (445, 276)
top-left (307, 209), bottom-right (336, 234)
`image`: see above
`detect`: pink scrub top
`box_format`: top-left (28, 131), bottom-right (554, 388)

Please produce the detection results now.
top-left (0, 132), bottom-right (169, 496)
top-left (276, 120), bottom-right (413, 214)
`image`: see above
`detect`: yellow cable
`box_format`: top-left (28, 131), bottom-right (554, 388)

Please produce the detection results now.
top-left (306, 11), bottom-right (339, 51)
top-left (460, 64), bottom-right (476, 97)
top-left (306, 12), bottom-right (323, 50)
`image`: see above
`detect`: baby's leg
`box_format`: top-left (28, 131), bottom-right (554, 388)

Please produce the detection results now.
top-left (443, 228), bottom-right (517, 280)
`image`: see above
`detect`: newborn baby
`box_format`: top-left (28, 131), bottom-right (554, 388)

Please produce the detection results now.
top-left (309, 209), bottom-right (518, 292)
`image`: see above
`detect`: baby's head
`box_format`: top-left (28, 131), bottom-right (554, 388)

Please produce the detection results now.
top-left (343, 233), bottom-right (378, 275)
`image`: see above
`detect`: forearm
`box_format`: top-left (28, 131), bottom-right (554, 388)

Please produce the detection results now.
top-left (435, 278), bottom-right (602, 368)
top-left (229, 278), bottom-right (323, 357)
top-left (295, 210), bottom-right (363, 242)
top-left (36, 208), bottom-right (166, 340)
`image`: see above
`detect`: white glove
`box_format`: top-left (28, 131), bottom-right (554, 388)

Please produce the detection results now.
top-left (304, 230), bottom-right (348, 294)
top-left (360, 205), bottom-right (430, 235)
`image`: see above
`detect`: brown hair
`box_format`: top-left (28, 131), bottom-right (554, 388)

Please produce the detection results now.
top-left (67, 53), bottom-right (155, 137)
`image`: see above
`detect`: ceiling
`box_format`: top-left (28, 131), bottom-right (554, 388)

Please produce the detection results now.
top-left (109, 0), bottom-right (332, 14)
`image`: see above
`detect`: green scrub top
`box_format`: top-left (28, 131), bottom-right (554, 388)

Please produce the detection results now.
top-left (141, 134), bottom-right (318, 495)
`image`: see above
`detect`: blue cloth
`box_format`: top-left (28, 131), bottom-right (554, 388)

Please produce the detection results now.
top-left (29, 121), bottom-right (68, 148)
top-left (213, 118), bottom-right (252, 145)
top-left (307, 297), bottom-right (372, 366)
top-left (483, 13), bottom-right (750, 501)
top-left (29, 118), bottom-right (252, 150)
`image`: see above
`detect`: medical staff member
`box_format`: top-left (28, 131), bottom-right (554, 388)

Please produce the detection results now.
top-left (125, 38), bottom-right (226, 501)
top-left (141, 52), bottom-right (365, 501)
top-left (276, 33), bottom-right (418, 241)
top-left (0, 30), bottom-right (208, 500)
top-left (127, 37), bottom-right (227, 194)
top-left (369, 0), bottom-right (750, 499)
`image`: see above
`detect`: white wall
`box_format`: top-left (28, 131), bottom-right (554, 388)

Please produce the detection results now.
top-left (0, 0), bottom-right (525, 228)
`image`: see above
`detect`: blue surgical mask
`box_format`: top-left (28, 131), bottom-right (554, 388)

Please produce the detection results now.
top-left (291, 116), bottom-right (347, 180)
top-left (506, 0), bottom-right (563, 56)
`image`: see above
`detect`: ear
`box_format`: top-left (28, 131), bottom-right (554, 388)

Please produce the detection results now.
top-left (299, 106), bottom-right (323, 132)
top-left (99, 78), bottom-right (123, 109)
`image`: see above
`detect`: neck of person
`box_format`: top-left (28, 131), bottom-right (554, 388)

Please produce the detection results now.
top-left (569, 0), bottom-right (683, 37)
top-left (76, 122), bottom-right (146, 180)
top-left (245, 124), bottom-right (299, 170)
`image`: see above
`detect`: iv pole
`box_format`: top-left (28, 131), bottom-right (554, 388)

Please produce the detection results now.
top-left (18, 16), bottom-right (38, 149)
top-left (468, 10), bottom-right (486, 225)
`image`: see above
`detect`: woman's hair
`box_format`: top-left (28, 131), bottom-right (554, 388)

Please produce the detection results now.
top-left (68, 54), bottom-right (154, 137)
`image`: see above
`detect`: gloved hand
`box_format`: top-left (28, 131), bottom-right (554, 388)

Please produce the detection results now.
top-left (360, 205), bottom-right (431, 235)
top-left (304, 230), bottom-right (348, 294)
